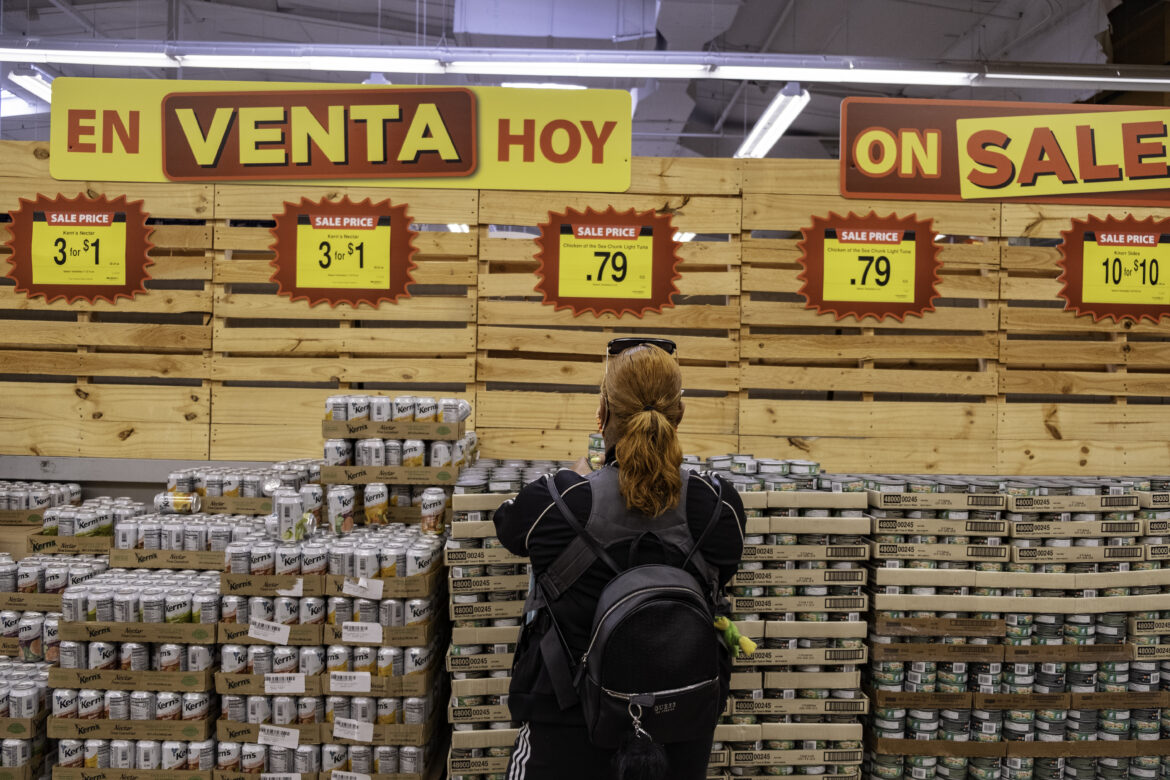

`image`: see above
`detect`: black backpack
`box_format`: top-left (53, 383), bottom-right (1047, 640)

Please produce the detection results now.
top-left (534, 466), bottom-right (729, 750)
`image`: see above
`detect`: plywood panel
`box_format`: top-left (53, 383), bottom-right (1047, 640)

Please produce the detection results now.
top-left (740, 435), bottom-right (998, 474)
top-left (741, 400), bottom-right (996, 440)
top-left (480, 428), bottom-right (739, 460)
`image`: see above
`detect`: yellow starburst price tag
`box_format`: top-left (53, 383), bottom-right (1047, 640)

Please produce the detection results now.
top-left (558, 223), bottom-right (653, 299)
top-left (296, 214), bottom-right (392, 290)
top-left (1082, 231), bottom-right (1170, 306)
top-left (821, 229), bottom-right (916, 303)
top-left (31, 211), bottom-right (126, 286)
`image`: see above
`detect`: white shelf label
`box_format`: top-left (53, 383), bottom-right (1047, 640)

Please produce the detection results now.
top-left (257, 724), bottom-right (300, 749)
top-left (341, 621), bottom-right (381, 644)
top-left (329, 671), bottom-right (372, 694)
top-left (333, 717), bottom-right (374, 743)
top-left (265, 673), bottom-right (305, 694)
top-left (261, 774), bottom-right (300, 780)
top-left (249, 619), bottom-right (291, 646)
top-left (332, 772), bottom-right (370, 780)
top-left (342, 576), bottom-right (384, 600)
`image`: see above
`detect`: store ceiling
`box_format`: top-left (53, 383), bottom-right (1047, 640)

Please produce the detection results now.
top-left (0, 0), bottom-right (1122, 158)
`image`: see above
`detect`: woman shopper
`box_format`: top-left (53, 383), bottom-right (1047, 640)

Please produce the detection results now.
top-left (494, 337), bottom-right (747, 780)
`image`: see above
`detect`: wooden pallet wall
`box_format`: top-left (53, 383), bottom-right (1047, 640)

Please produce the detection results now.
top-left (0, 142), bottom-right (214, 459)
top-left (474, 158), bottom-right (742, 460)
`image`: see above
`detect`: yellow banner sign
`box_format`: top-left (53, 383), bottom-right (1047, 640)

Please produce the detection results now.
top-left (49, 78), bottom-right (631, 192)
top-left (957, 108), bottom-right (1170, 200)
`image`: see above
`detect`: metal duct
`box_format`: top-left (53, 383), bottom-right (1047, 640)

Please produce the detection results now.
top-left (454, 0), bottom-right (659, 47)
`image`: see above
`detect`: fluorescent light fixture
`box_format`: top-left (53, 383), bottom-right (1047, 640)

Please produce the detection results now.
top-left (734, 82), bottom-right (811, 159)
top-left (446, 60), bottom-right (711, 80)
top-left (714, 66), bottom-right (975, 87)
top-left (500, 82), bottom-right (586, 90)
top-left (0, 47), bottom-right (175, 68)
top-left (175, 54), bottom-right (445, 73)
top-left (447, 224), bottom-right (470, 233)
top-left (7, 68), bottom-right (52, 103)
top-left (673, 232), bottom-right (696, 242)
top-left (0, 89), bottom-right (42, 117)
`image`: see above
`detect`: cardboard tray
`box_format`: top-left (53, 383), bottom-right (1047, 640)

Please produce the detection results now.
top-left (59, 622), bottom-right (218, 643)
top-left (0, 510), bottom-right (41, 526)
top-left (48, 717), bottom-right (213, 740)
top-left (1002, 644), bottom-right (1132, 662)
top-left (870, 643), bottom-right (1004, 662)
top-left (26, 534), bottom-right (111, 554)
top-left (327, 716), bottom-right (436, 748)
top-left (726, 697), bottom-right (869, 716)
top-left (323, 622), bottom-right (434, 648)
top-left (219, 575), bottom-right (325, 597)
top-left (449, 574), bottom-right (530, 594)
top-left (729, 595), bottom-right (866, 613)
top-left (741, 544), bottom-right (868, 562)
top-left (200, 497), bottom-right (272, 515)
top-left (869, 542), bottom-right (1009, 562)
top-left (1009, 519), bottom-right (1142, 538)
top-left (323, 569), bottom-right (443, 600)
top-left (0, 637), bottom-right (17, 656)
top-left (214, 673), bottom-right (324, 697)
top-left (1139, 491), bottom-right (1170, 509)
top-left (49, 668), bottom-right (213, 692)
top-left (445, 650), bottom-right (514, 673)
top-left (321, 419), bottom-right (465, 440)
top-left (448, 520), bottom-right (500, 539)
top-left (54, 770), bottom-right (213, 780)
top-left (766, 517), bottom-right (871, 535)
top-left (451, 626), bottom-right (522, 645)
top-left (761, 620), bottom-right (868, 639)
top-left (867, 492), bottom-right (1007, 511)
top-left (109, 549), bottom-right (225, 570)
top-left (443, 548), bottom-right (527, 566)
top-left (762, 671), bottom-right (860, 689)
top-left (449, 676), bottom-right (511, 697)
top-left (320, 466), bottom-right (459, 486)
top-left (867, 690), bottom-right (973, 709)
top-left (451, 494), bottom-right (514, 513)
top-left (1133, 644), bottom-right (1170, 661)
top-left (449, 600), bottom-right (525, 621)
top-left (731, 568), bottom-right (866, 587)
top-left (769, 492), bottom-right (868, 509)
top-left (872, 516), bottom-right (1009, 537)
top-left (732, 646), bottom-right (867, 667)
top-left (0, 592), bottom-right (61, 611)
top-left (216, 721), bottom-right (323, 744)
top-left (1007, 494), bottom-right (1139, 512)
top-left (448, 703), bottom-right (511, 723)
top-left (871, 616), bottom-right (1006, 637)
top-left (1011, 545), bottom-right (1144, 563)
top-left (0, 710), bottom-right (45, 739)
top-left (872, 592), bottom-right (1168, 614)
top-left (217, 623), bottom-right (323, 646)
top-left (872, 739), bottom-right (1005, 758)
top-left (731, 748), bottom-right (863, 767)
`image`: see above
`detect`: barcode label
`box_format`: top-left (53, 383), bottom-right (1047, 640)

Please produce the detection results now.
top-left (967, 546), bottom-right (1002, 557)
top-left (968, 496), bottom-right (1002, 506)
top-left (342, 577), bottom-right (384, 600)
top-left (258, 725), bottom-right (300, 749)
top-left (329, 671), bottom-right (372, 693)
top-left (264, 673), bottom-right (305, 694)
top-left (332, 773), bottom-right (370, 780)
top-left (966, 521), bottom-right (1003, 532)
top-left (333, 717), bottom-right (374, 743)
top-left (341, 622), bottom-right (381, 644)
top-left (249, 619), bottom-right (291, 646)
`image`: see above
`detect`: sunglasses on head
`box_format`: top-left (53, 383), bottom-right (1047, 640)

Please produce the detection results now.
top-left (606, 337), bottom-right (677, 356)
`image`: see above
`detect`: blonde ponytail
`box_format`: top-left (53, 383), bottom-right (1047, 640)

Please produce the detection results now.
top-left (602, 346), bottom-right (684, 516)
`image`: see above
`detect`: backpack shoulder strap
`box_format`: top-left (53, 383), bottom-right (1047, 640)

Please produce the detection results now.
top-left (680, 471), bottom-right (727, 588)
top-left (540, 471), bottom-right (622, 602)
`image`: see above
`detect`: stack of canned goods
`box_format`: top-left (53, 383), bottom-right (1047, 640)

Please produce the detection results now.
top-left (325, 393), bottom-right (471, 426)
top-left (216, 741), bottom-right (428, 777)
top-left (0, 480), bottom-right (80, 515)
top-left (58, 737), bottom-right (215, 771)
top-left (113, 513), bottom-right (272, 551)
top-left (41, 496), bottom-right (147, 537)
top-left (52, 688), bottom-right (213, 721)
top-left (0, 553), bottom-right (107, 664)
top-left (157, 459), bottom-right (325, 521)
top-left (0, 661), bottom-right (52, 776)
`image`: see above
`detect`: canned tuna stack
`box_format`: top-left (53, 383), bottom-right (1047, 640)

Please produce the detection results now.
top-left (51, 565), bottom-right (219, 775)
top-left (445, 459), bottom-right (564, 780)
top-left (215, 524), bottom-right (449, 779)
top-left (714, 478), bottom-right (867, 780)
top-left (865, 475), bottom-right (1170, 780)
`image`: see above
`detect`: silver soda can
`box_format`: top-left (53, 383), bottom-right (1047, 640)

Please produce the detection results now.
top-left (384, 440), bottom-right (403, 466)
top-left (225, 543), bottom-right (251, 574)
top-left (160, 741), bottom-right (187, 771)
top-left (0, 563), bottom-right (16, 594)
top-left (187, 644), bottom-right (214, 672)
top-left (299, 646), bottom-right (325, 676)
top-left (240, 743), bottom-right (266, 774)
top-left (323, 439), bottom-right (351, 467)
top-left (220, 695), bottom-right (245, 723)
top-left (376, 646), bottom-right (403, 677)
top-left (376, 697), bottom-right (400, 724)
top-left (52, 688), bottom-right (78, 718)
top-left (120, 642), bottom-right (148, 671)
top-left (326, 645), bottom-right (350, 673)
top-left (353, 598), bottom-right (378, 624)
top-left (274, 597), bottom-right (299, 626)
top-left (355, 439), bottom-right (386, 468)
top-left (350, 696), bottom-right (375, 723)
top-left (326, 486), bottom-right (356, 535)
top-left (352, 645), bottom-right (375, 674)
top-left (183, 524), bottom-right (208, 552)
top-left (294, 744), bottom-right (320, 773)
top-left (369, 396), bottom-right (391, 422)
top-left (220, 595), bottom-right (248, 624)
top-left (399, 745), bottom-right (422, 774)
top-left (104, 690), bottom-right (129, 720)
top-left (326, 597), bottom-right (351, 625)
top-left (138, 521), bottom-right (161, 550)
top-left (216, 741), bottom-right (241, 771)
top-left (402, 439), bottom-right (425, 467)
top-left (272, 646), bottom-right (298, 674)
top-left (325, 696), bottom-right (349, 723)
top-left (164, 591), bottom-right (192, 624)
top-left (321, 743), bottom-right (348, 771)
top-left (268, 746), bottom-right (294, 773)
top-left (362, 485), bottom-right (389, 526)
top-left (349, 745), bottom-right (373, 773)
top-left (326, 395), bottom-right (349, 421)
top-left (301, 544), bottom-right (328, 575)
top-left (82, 739), bottom-right (107, 769)
top-left (130, 690), bottom-right (155, 720)
top-left (182, 692), bottom-right (209, 720)
top-left (155, 691), bottom-right (181, 720)
top-left (391, 395), bottom-right (415, 422)
top-left (87, 588), bottom-right (113, 621)
top-left (188, 738), bottom-right (216, 770)
top-left (109, 740), bottom-right (134, 769)
top-left (414, 396), bottom-right (437, 422)
top-left (272, 695), bottom-right (295, 725)
top-left (404, 645), bottom-right (434, 675)
top-left (419, 488), bottom-right (447, 536)
top-left (346, 395), bottom-right (370, 422)
top-left (299, 597), bottom-right (325, 625)
top-left (77, 689), bottom-right (103, 719)
top-left (297, 695), bottom-right (320, 724)
top-left (141, 589), bottom-right (165, 622)
top-left (156, 643), bottom-right (186, 672)
top-left (246, 695), bottom-right (270, 724)
top-left (44, 563), bottom-right (68, 594)
top-left (16, 613), bottom-right (43, 661)
top-left (113, 523), bottom-right (137, 550)
top-left (275, 545), bottom-right (301, 575)
top-left (248, 597), bottom-right (274, 623)
top-left (247, 645), bottom-right (273, 675)
top-left (275, 492), bottom-right (304, 543)
top-left (161, 521), bottom-right (185, 550)
top-left (379, 598), bottom-right (404, 627)
top-left (354, 545), bottom-right (381, 578)
top-left (405, 596), bottom-right (434, 626)
top-left (193, 591), bottom-right (220, 623)
top-left (428, 440), bottom-right (452, 469)
top-left (59, 739), bottom-right (84, 768)
top-left (374, 745), bottom-right (399, 774)
top-left (88, 641), bottom-right (117, 670)
top-left (113, 589), bottom-right (139, 623)
top-left (220, 644), bottom-right (247, 674)
top-left (7, 683), bottom-right (35, 719)
top-left (135, 740), bottom-right (161, 770)
top-left (61, 588), bottom-right (87, 622)
top-left (403, 696), bottom-right (426, 724)
top-left (250, 542), bottom-right (276, 576)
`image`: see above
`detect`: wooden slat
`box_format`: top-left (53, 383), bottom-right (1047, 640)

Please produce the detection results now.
top-left (742, 365), bottom-right (997, 396)
top-left (479, 300), bottom-right (740, 329)
top-left (79, 420), bottom-right (208, 459)
top-left (211, 356), bottom-right (475, 383)
top-left (479, 269), bottom-right (739, 298)
top-left (1001, 246), bottom-right (1061, 273)
top-left (478, 192), bottom-right (740, 234)
top-left (741, 266), bottom-right (996, 298)
top-left (1000, 306), bottom-right (1166, 334)
top-left (742, 194), bottom-right (999, 236)
top-left (1127, 342), bottom-right (1170, 369)
top-left (741, 159), bottom-right (839, 196)
top-left (630, 157), bottom-right (742, 195)
top-left (740, 400), bottom-right (996, 440)
top-left (0, 181), bottom-right (213, 218)
top-left (1002, 203), bottom-right (1170, 239)
top-left (213, 291), bottom-right (472, 322)
top-left (213, 258), bottom-right (475, 285)
top-left (0, 141), bottom-right (52, 178)
top-left (475, 390), bottom-right (736, 435)
top-left (149, 225), bottom-right (213, 250)
top-left (1000, 370), bottom-right (1133, 396)
top-left (999, 404), bottom-right (1170, 443)
top-left (479, 428), bottom-right (739, 460)
top-left (995, 439), bottom-right (1127, 475)
top-left (1000, 340), bottom-right (1124, 367)
top-left (214, 226), bottom-right (477, 256)
top-left (214, 185), bottom-right (477, 223)
top-left (1000, 277), bottom-right (1064, 301)
top-left (142, 256), bottom-right (213, 280)
top-left (0, 287), bottom-right (211, 314)
top-left (0, 382), bottom-right (83, 421)
top-left (0, 419), bottom-right (82, 457)
top-left (477, 357), bottom-right (737, 392)
top-left (742, 300), bottom-right (998, 331)
top-left (210, 424), bottom-right (320, 461)
top-left (739, 435), bottom-right (998, 474)
top-left (0, 351), bottom-right (208, 378)
top-left (212, 324), bottom-right (475, 355)
top-left (477, 326), bottom-right (736, 362)
top-left (210, 386), bottom-right (476, 428)
top-left (742, 239), bottom-right (998, 271)
top-left (744, 333), bottom-right (998, 362)
top-left (0, 322), bottom-right (211, 350)
top-left (480, 235), bottom-right (742, 267)
top-left (74, 385), bottom-right (210, 424)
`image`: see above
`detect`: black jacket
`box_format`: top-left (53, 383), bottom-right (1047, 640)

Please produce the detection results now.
top-left (493, 460), bottom-right (747, 724)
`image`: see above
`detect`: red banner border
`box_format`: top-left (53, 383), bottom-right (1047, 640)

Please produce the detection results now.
top-left (4, 193), bottom-right (154, 305)
top-left (796, 211), bottom-right (942, 323)
top-left (533, 206), bottom-right (682, 319)
top-left (268, 196), bottom-right (418, 309)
